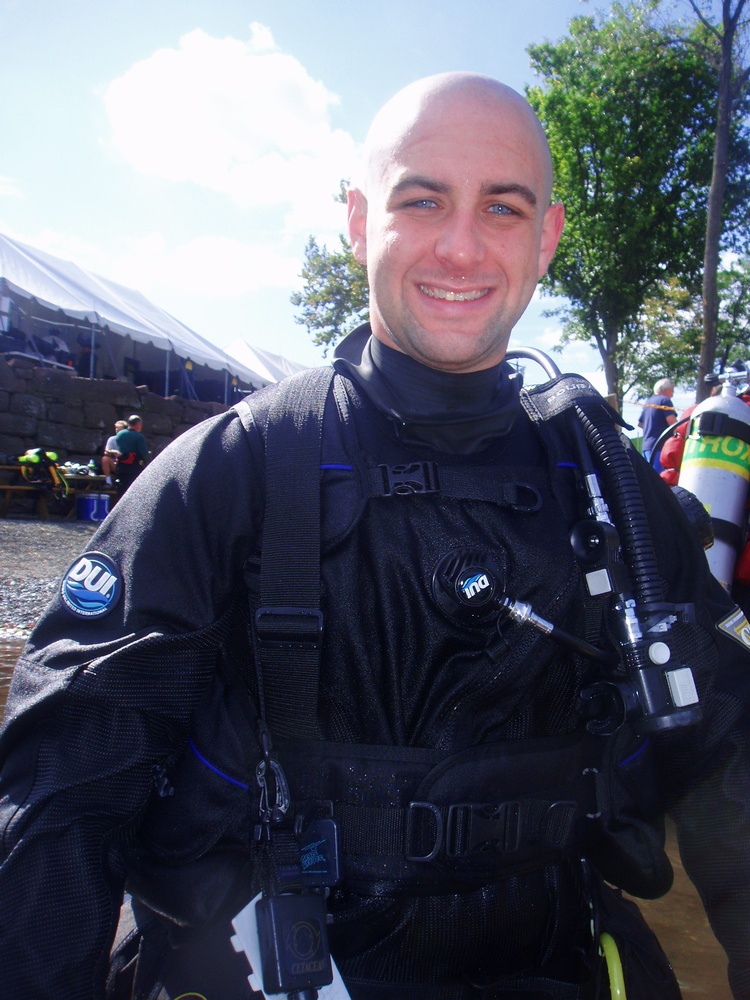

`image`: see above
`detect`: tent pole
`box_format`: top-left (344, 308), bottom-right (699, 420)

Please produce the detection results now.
top-left (90, 324), bottom-right (97, 380)
top-left (224, 370), bottom-right (229, 406)
top-left (165, 350), bottom-right (170, 398)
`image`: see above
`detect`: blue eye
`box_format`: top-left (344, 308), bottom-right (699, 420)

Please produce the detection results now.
top-left (488, 203), bottom-right (514, 216)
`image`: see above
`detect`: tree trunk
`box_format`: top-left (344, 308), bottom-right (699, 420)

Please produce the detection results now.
top-left (696, 4), bottom-right (738, 402)
top-left (602, 326), bottom-right (620, 406)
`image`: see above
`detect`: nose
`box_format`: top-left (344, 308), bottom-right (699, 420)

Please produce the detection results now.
top-left (434, 209), bottom-right (486, 271)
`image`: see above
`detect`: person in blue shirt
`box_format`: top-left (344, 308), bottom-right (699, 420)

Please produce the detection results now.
top-left (638, 378), bottom-right (677, 471)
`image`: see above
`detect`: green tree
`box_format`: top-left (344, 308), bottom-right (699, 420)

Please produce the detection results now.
top-left (291, 181), bottom-right (369, 352)
top-left (716, 255), bottom-right (750, 366)
top-left (618, 278), bottom-right (702, 397)
top-left (619, 256), bottom-right (750, 398)
top-left (527, 3), bottom-right (725, 405)
top-left (290, 233), bottom-right (369, 353)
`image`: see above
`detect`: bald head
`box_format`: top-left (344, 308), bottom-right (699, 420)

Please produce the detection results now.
top-left (347, 71), bottom-right (564, 373)
top-left (360, 73), bottom-right (555, 206)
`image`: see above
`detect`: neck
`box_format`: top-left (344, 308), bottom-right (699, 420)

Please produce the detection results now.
top-left (333, 325), bottom-right (523, 453)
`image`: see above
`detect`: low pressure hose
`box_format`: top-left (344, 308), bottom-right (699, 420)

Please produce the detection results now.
top-left (574, 403), bottom-right (664, 607)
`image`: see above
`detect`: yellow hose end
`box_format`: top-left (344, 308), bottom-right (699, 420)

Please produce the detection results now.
top-left (600, 931), bottom-right (627, 1000)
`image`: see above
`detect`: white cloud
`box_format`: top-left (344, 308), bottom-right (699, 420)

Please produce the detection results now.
top-left (0, 176), bottom-right (23, 199)
top-left (103, 24), bottom-right (359, 235)
top-left (111, 233), bottom-right (301, 299)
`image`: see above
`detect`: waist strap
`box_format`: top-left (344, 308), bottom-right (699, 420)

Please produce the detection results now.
top-left (338, 797), bottom-right (579, 863)
top-left (277, 734), bottom-right (600, 891)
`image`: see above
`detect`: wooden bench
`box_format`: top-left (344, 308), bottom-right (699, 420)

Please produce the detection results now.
top-left (0, 465), bottom-right (49, 521)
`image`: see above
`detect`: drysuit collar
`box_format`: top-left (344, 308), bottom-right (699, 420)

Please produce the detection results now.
top-left (332, 324), bottom-right (523, 454)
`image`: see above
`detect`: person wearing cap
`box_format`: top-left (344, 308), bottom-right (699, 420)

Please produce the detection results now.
top-left (113, 414), bottom-right (149, 500)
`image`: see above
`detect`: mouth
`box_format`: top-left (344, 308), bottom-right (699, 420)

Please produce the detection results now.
top-left (419, 284), bottom-right (490, 303)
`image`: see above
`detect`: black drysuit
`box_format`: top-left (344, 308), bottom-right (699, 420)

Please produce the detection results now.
top-left (1, 334), bottom-right (750, 999)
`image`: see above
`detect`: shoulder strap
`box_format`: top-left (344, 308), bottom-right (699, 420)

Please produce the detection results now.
top-left (254, 366), bottom-right (336, 740)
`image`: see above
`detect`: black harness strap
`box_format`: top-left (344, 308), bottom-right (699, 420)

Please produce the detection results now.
top-left (336, 796), bottom-right (580, 862)
top-left (366, 462), bottom-right (543, 511)
top-left (693, 408), bottom-right (750, 444)
top-left (255, 366), bottom-right (336, 740)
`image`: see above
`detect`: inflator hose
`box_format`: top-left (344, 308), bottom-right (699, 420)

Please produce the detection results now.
top-left (600, 933), bottom-right (627, 999)
top-left (506, 346), bottom-right (664, 609)
top-left (574, 404), bottom-right (665, 608)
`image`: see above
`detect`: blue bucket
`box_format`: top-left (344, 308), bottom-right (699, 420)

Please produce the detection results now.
top-left (76, 492), bottom-right (110, 522)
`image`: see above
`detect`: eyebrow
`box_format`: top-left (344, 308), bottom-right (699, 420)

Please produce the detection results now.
top-left (390, 175), bottom-right (538, 208)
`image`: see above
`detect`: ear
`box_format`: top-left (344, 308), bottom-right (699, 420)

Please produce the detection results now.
top-left (537, 202), bottom-right (565, 279)
top-left (347, 188), bottom-right (368, 265)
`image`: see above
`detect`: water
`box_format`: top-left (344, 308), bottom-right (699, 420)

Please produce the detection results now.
top-left (0, 637), bottom-right (732, 995)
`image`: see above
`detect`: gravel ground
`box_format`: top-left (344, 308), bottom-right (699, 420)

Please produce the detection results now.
top-left (0, 518), bottom-right (99, 638)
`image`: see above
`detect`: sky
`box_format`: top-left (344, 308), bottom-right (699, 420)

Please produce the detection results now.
top-left (0, 0), bottom-right (658, 412)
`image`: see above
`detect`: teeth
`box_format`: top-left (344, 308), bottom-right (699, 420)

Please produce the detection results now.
top-left (420, 285), bottom-right (489, 302)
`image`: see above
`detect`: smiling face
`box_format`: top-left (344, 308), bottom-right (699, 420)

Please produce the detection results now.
top-left (348, 75), bottom-right (564, 373)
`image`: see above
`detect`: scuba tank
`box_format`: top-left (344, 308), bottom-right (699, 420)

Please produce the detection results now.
top-left (677, 365), bottom-right (750, 591)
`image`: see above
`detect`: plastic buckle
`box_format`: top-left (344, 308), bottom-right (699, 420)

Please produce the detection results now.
top-left (446, 801), bottom-right (521, 857)
top-left (405, 801), bottom-right (443, 862)
top-left (255, 607), bottom-right (323, 649)
top-left (377, 462), bottom-right (440, 496)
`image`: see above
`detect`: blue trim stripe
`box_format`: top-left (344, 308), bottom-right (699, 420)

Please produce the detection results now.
top-left (321, 463), bottom-right (354, 470)
top-left (619, 738), bottom-right (650, 768)
top-left (189, 738), bottom-right (250, 790)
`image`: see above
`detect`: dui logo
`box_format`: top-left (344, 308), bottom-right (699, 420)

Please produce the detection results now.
top-left (61, 552), bottom-right (122, 619)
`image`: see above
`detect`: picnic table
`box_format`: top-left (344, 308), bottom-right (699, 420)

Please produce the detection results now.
top-left (0, 462), bottom-right (116, 520)
top-left (0, 464), bottom-right (52, 519)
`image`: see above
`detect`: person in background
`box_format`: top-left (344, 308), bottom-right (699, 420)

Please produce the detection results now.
top-left (101, 419), bottom-right (128, 485)
top-left (114, 413), bottom-right (149, 500)
top-left (638, 377), bottom-right (677, 472)
top-left (659, 378), bottom-right (722, 486)
top-left (75, 332), bottom-right (95, 378)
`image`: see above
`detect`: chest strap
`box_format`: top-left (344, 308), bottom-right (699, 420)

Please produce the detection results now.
top-left (366, 462), bottom-right (542, 510)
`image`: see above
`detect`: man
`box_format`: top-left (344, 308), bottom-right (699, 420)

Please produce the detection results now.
top-left (638, 377), bottom-right (677, 472)
top-left (1, 74), bottom-right (749, 1000)
top-left (113, 413), bottom-right (149, 499)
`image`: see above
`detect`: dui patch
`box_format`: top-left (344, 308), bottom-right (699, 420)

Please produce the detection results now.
top-left (60, 552), bottom-right (122, 619)
top-left (717, 606), bottom-right (750, 652)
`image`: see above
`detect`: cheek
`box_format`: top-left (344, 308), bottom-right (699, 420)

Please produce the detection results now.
top-left (367, 227), bottom-right (411, 278)
top-left (495, 237), bottom-right (542, 283)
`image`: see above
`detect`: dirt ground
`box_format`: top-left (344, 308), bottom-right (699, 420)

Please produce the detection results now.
top-left (639, 821), bottom-right (731, 998)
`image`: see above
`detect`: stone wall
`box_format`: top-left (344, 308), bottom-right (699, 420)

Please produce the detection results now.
top-left (0, 354), bottom-right (233, 463)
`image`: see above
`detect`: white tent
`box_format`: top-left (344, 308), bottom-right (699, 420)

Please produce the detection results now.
top-left (0, 233), bottom-right (278, 400)
top-left (226, 340), bottom-right (310, 384)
